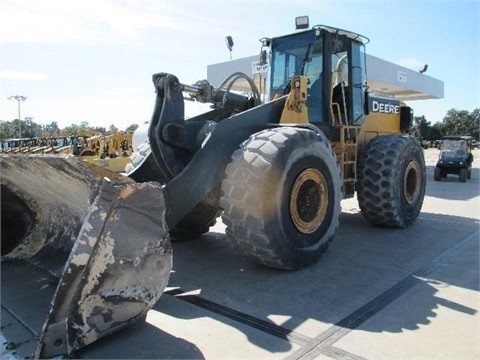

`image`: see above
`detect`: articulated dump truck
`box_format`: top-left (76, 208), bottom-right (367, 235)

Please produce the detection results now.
top-left (1, 20), bottom-right (426, 358)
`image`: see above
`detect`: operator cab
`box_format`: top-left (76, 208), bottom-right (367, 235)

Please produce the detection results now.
top-left (261, 20), bottom-right (369, 128)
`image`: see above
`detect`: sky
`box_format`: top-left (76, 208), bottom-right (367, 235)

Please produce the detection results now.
top-left (0, 0), bottom-right (479, 131)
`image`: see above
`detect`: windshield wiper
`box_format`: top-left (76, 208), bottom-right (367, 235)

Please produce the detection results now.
top-left (283, 42), bottom-right (314, 94)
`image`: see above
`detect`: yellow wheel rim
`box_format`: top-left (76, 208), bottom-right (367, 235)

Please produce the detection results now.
top-left (289, 168), bottom-right (328, 234)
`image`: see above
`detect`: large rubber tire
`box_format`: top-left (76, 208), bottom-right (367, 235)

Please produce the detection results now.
top-left (170, 201), bottom-right (221, 240)
top-left (459, 168), bottom-right (467, 182)
top-left (357, 135), bottom-right (426, 228)
top-left (220, 127), bottom-right (342, 270)
top-left (434, 166), bottom-right (442, 181)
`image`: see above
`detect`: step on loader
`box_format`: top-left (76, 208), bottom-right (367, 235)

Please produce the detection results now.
top-left (1, 17), bottom-right (426, 358)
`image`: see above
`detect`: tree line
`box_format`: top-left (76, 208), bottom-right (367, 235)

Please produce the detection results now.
top-left (0, 107), bottom-right (478, 141)
top-left (0, 119), bottom-right (139, 139)
top-left (414, 108), bottom-right (479, 141)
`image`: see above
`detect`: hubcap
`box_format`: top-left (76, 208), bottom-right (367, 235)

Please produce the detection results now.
top-left (289, 168), bottom-right (328, 234)
top-left (404, 160), bottom-right (421, 205)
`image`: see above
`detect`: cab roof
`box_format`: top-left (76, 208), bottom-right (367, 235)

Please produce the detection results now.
top-left (272, 24), bottom-right (369, 45)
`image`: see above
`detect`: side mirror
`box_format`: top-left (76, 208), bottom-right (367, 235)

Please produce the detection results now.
top-left (258, 37), bottom-right (271, 65)
top-left (259, 37), bottom-right (271, 47)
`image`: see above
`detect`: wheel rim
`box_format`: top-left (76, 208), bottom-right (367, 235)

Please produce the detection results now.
top-left (289, 168), bottom-right (328, 234)
top-left (404, 160), bottom-right (422, 205)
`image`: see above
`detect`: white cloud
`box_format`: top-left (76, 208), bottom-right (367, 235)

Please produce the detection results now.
top-left (0, 70), bottom-right (48, 80)
top-left (0, 0), bottom-right (182, 44)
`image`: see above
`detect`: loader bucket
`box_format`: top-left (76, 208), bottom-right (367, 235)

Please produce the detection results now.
top-left (1, 155), bottom-right (172, 358)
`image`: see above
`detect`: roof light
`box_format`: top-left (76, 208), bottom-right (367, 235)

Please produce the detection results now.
top-left (295, 16), bottom-right (309, 30)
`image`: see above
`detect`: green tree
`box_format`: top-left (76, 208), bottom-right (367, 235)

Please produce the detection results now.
top-left (126, 123), bottom-right (139, 132)
top-left (23, 117), bottom-right (43, 138)
top-left (0, 120), bottom-right (17, 139)
top-left (470, 109), bottom-right (479, 140)
top-left (0, 119), bottom-right (24, 138)
top-left (12, 120), bottom-right (23, 138)
top-left (43, 121), bottom-right (61, 136)
top-left (442, 108), bottom-right (479, 139)
top-left (92, 126), bottom-right (107, 133)
top-left (63, 123), bottom-right (80, 134)
top-left (414, 115), bottom-right (431, 139)
top-left (430, 122), bottom-right (444, 140)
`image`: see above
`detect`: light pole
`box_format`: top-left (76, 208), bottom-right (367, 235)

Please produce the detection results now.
top-left (225, 36), bottom-right (234, 61)
top-left (7, 95), bottom-right (27, 138)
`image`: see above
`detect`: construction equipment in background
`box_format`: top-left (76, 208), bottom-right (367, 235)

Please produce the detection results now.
top-left (98, 130), bottom-right (133, 158)
top-left (82, 130), bottom-right (134, 172)
top-left (1, 17), bottom-right (426, 358)
top-left (0, 137), bottom-right (43, 153)
top-left (0, 130), bottom-right (134, 172)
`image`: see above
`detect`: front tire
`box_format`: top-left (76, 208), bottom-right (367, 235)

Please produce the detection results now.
top-left (459, 168), bottom-right (467, 182)
top-left (220, 127), bottom-right (341, 270)
top-left (434, 166), bottom-right (442, 181)
top-left (357, 135), bottom-right (426, 228)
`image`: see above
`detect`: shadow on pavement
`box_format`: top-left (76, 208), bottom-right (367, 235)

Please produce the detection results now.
top-left (75, 318), bottom-right (205, 359)
top-left (160, 210), bottom-right (478, 354)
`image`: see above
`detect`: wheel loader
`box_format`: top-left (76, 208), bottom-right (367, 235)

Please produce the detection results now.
top-left (1, 18), bottom-right (426, 358)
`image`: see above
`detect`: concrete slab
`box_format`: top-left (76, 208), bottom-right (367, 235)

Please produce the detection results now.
top-left (330, 237), bottom-right (479, 359)
top-left (76, 294), bottom-right (300, 359)
top-left (1, 260), bottom-right (57, 358)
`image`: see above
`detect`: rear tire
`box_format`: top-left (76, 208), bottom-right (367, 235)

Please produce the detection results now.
top-left (80, 150), bottom-right (95, 156)
top-left (127, 141), bottom-right (220, 240)
top-left (170, 201), bottom-right (220, 240)
top-left (220, 127), bottom-right (341, 270)
top-left (357, 135), bottom-right (426, 228)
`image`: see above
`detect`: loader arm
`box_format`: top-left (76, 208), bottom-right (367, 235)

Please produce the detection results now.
top-left (129, 73), bottom-right (287, 229)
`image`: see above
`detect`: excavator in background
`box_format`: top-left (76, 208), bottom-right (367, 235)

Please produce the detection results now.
top-left (1, 17), bottom-right (426, 358)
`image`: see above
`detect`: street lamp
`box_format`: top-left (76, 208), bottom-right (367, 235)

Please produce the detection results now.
top-left (7, 95), bottom-right (27, 138)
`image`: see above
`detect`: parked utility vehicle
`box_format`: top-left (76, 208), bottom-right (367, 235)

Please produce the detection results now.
top-left (434, 136), bottom-right (474, 182)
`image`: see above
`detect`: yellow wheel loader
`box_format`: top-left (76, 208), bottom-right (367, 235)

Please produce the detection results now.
top-left (1, 19), bottom-right (425, 358)
top-left (80, 131), bottom-right (134, 173)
